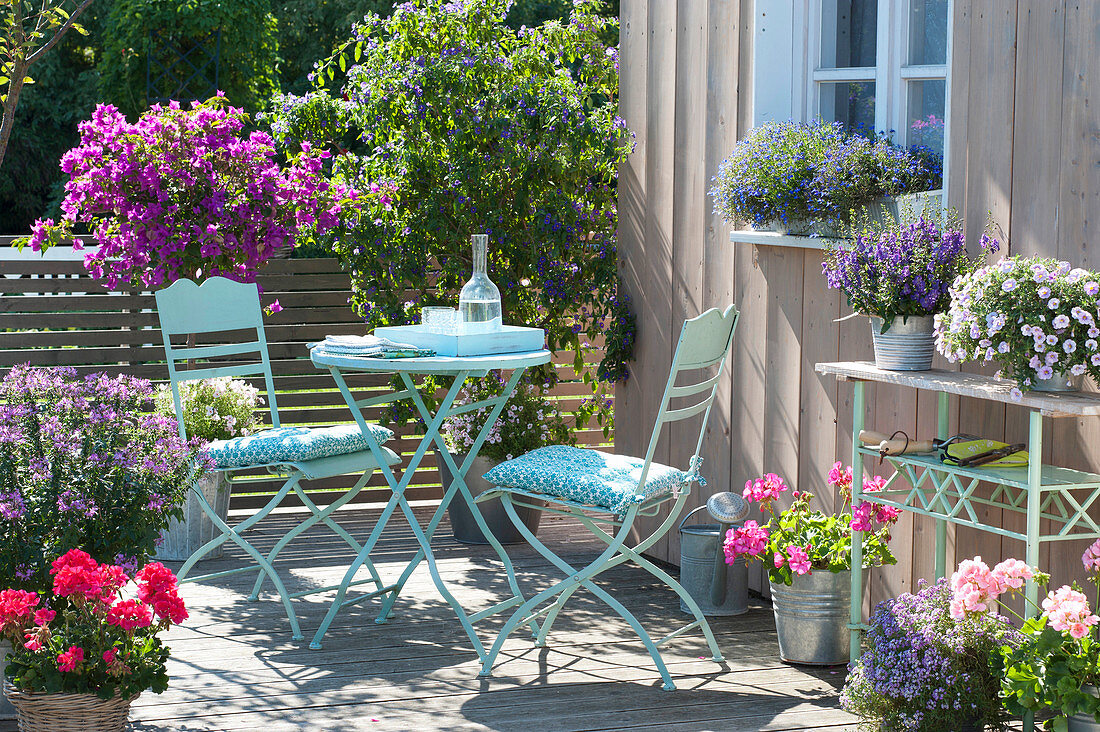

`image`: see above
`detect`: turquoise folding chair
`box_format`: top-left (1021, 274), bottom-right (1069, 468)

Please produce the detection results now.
top-left (155, 278), bottom-right (401, 640)
top-left (475, 305), bottom-right (739, 690)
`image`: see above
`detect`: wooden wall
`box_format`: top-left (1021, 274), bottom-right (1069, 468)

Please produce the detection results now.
top-left (617, 0), bottom-right (1100, 599)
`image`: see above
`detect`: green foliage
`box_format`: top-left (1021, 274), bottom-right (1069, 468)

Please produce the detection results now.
top-left (0, 34), bottom-right (98, 233)
top-left (1000, 610), bottom-right (1100, 730)
top-left (270, 0), bottom-right (391, 95)
top-left (98, 0), bottom-right (279, 117)
top-left (266, 0), bottom-right (633, 431)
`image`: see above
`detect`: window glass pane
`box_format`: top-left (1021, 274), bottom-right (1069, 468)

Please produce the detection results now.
top-left (821, 0), bottom-right (878, 69)
top-left (820, 81), bottom-right (876, 134)
top-left (908, 0), bottom-right (948, 65)
top-left (907, 79), bottom-right (946, 156)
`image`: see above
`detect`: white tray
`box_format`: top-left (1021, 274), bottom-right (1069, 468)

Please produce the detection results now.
top-left (373, 324), bottom-right (545, 357)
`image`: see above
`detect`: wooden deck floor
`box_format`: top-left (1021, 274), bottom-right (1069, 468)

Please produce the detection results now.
top-left (30, 504), bottom-right (859, 731)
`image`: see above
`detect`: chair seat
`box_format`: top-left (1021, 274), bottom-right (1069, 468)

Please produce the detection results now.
top-left (209, 423), bottom-right (395, 470)
top-left (481, 445), bottom-right (691, 515)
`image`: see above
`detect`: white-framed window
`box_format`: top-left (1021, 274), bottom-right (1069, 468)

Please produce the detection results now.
top-left (754, 0), bottom-right (951, 160)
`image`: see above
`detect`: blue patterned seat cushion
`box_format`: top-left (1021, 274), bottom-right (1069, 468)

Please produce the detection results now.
top-left (481, 445), bottom-right (691, 515)
top-left (208, 423), bottom-right (394, 469)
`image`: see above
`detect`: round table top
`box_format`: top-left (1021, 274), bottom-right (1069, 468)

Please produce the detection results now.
top-left (310, 348), bottom-right (552, 375)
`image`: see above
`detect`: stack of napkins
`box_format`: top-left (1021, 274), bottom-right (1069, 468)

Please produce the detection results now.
top-left (311, 334), bottom-right (434, 358)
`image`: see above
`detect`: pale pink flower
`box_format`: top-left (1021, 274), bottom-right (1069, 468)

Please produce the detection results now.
top-left (991, 557), bottom-right (1034, 592)
top-left (949, 556), bottom-right (1000, 618)
top-left (1042, 585), bottom-right (1099, 639)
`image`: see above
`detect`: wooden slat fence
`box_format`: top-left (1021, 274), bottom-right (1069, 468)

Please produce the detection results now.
top-left (0, 244), bottom-right (611, 510)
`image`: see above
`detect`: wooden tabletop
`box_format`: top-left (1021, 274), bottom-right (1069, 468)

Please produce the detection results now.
top-left (816, 361), bottom-right (1100, 418)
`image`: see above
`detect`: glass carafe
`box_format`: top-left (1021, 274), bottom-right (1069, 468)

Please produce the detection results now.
top-left (458, 234), bottom-right (502, 333)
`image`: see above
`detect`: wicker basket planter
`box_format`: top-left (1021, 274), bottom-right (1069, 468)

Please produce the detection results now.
top-left (4, 682), bottom-right (137, 732)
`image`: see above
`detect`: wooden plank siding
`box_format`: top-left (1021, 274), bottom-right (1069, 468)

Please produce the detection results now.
top-left (0, 250), bottom-right (611, 511)
top-left (618, 0), bottom-right (1100, 596)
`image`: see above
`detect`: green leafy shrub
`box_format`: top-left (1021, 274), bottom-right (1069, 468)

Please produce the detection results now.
top-left (0, 27), bottom-right (100, 233)
top-left (266, 0), bottom-right (633, 432)
top-left (98, 0), bottom-right (279, 117)
top-left (441, 373), bottom-right (574, 463)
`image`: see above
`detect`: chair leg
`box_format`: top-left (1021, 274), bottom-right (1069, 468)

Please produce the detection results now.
top-left (310, 489), bottom-right (409, 649)
top-left (498, 501), bottom-right (679, 690)
top-left (578, 509), bottom-right (725, 664)
top-left (249, 471), bottom-right (376, 601)
top-left (177, 481), bottom-right (305, 640)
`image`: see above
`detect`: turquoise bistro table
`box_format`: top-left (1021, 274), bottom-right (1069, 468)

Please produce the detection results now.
top-left (308, 348), bottom-right (552, 659)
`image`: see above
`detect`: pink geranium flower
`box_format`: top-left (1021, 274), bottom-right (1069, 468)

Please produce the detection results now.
top-left (743, 473), bottom-right (788, 504)
top-left (1042, 586), bottom-right (1099, 639)
top-left (949, 556), bottom-right (1000, 618)
top-left (786, 545), bottom-right (812, 575)
top-left (57, 645), bottom-right (84, 672)
top-left (724, 520), bottom-right (770, 561)
top-left (991, 558), bottom-right (1034, 592)
top-left (1083, 539), bottom-right (1100, 574)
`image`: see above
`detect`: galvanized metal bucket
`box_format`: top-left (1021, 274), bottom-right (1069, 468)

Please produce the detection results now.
top-left (870, 315), bottom-right (936, 371)
top-left (1069, 686), bottom-right (1100, 732)
top-left (155, 472), bottom-right (230, 562)
top-left (770, 569), bottom-right (863, 665)
top-left (439, 451), bottom-right (543, 544)
top-left (1031, 369), bottom-right (1086, 393)
top-left (677, 506), bottom-right (749, 616)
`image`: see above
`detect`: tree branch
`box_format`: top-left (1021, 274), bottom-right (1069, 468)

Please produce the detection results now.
top-left (26, 0), bottom-right (94, 66)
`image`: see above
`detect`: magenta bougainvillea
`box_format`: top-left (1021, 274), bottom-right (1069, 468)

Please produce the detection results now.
top-left (23, 94), bottom-right (359, 291)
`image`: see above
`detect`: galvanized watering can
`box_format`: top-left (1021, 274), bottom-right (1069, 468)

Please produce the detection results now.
top-left (677, 497), bottom-right (749, 617)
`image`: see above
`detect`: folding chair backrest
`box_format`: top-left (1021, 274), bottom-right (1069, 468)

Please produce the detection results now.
top-left (155, 277), bottom-right (280, 439)
top-left (636, 305), bottom-right (739, 493)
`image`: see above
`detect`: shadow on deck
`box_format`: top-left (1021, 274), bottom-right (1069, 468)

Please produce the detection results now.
top-left (18, 504), bottom-right (860, 731)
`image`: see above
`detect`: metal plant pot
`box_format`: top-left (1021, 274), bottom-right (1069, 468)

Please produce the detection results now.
top-left (1069, 686), bottom-right (1100, 732)
top-left (438, 452), bottom-right (543, 545)
top-left (870, 315), bottom-right (936, 371)
top-left (155, 471), bottom-right (231, 562)
top-left (770, 569), bottom-right (861, 665)
top-left (1030, 369), bottom-right (1086, 393)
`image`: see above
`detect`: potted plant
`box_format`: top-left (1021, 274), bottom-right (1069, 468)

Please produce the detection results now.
top-left (0, 365), bottom-right (208, 593)
top-left (0, 549), bottom-right (188, 732)
top-left (153, 378), bottom-right (263, 561)
top-left (723, 463), bottom-right (898, 664)
top-left (710, 120), bottom-right (942, 236)
top-left (998, 542), bottom-right (1100, 731)
top-left (936, 256), bottom-right (1100, 395)
top-left (840, 565), bottom-right (1027, 731)
top-left (19, 94), bottom-right (358, 304)
top-left (439, 372), bottom-right (573, 544)
top-left (823, 215), bottom-right (998, 371)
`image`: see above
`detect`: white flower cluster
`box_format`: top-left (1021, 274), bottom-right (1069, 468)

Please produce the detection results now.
top-left (936, 257), bottom-right (1100, 400)
top-left (155, 377), bottom-right (263, 442)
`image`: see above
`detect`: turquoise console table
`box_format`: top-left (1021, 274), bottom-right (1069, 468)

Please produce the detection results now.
top-left (817, 362), bottom-right (1100, 665)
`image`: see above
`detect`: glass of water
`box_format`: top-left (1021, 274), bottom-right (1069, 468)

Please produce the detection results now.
top-left (421, 306), bottom-right (459, 334)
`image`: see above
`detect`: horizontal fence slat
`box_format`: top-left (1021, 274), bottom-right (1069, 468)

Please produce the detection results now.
top-left (1, 254), bottom-right (612, 509)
